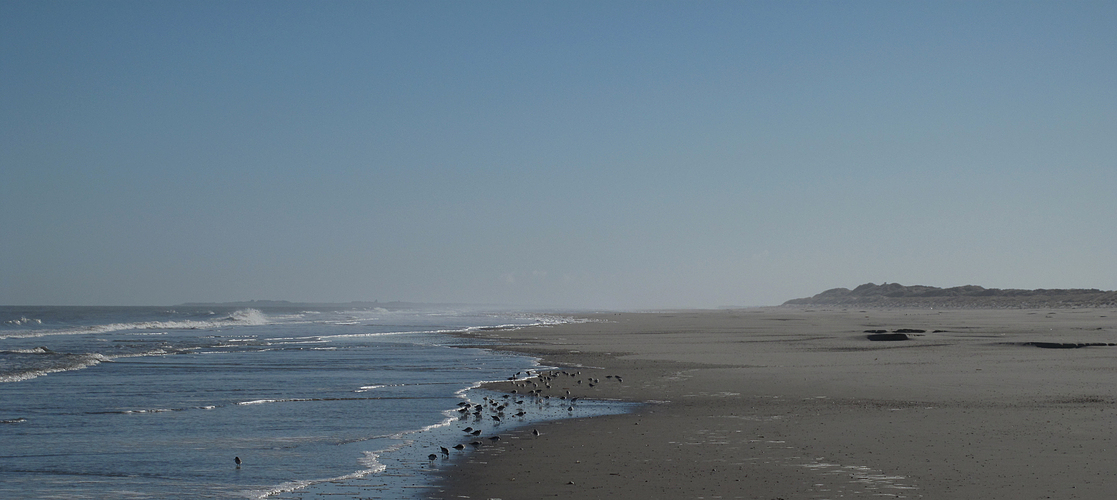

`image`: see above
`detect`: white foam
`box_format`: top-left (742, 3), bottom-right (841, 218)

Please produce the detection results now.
top-left (250, 447), bottom-right (398, 499)
top-left (5, 316), bottom-right (42, 326)
top-left (4, 347), bottom-right (53, 354)
top-left (318, 330), bottom-right (431, 340)
top-left (356, 451), bottom-right (388, 474)
top-left (0, 309), bottom-right (269, 339)
top-left (236, 399), bottom-right (281, 406)
top-left (235, 397), bottom-right (321, 406)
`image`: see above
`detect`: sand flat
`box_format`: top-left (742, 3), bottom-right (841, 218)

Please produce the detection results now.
top-left (434, 307), bottom-right (1115, 499)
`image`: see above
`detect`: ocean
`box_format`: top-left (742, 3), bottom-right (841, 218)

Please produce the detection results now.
top-left (0, 305), bottom-right (631, 499)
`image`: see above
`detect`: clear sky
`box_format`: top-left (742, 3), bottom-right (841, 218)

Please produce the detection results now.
top-left (2, 1), bottom-right (1115, 309)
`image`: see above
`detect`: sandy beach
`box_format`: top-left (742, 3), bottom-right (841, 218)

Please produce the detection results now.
top-left (433, 307), bottom-right (1115, 499)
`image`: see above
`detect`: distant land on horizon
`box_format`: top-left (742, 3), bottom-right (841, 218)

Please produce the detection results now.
top-left (784, 283), bottom-right (1117, 309)
top-left (177, 300), bottom-right (472, 310)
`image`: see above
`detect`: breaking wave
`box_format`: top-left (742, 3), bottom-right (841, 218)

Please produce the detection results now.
top-left (0, 309), bottom-right (269, 339)
top-left (0, 352), bottom-right (110, 383)
top-left (0, 347), bottom-right (170, 383)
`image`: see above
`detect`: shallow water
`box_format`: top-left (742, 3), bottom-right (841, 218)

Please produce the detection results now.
top-left (276, 387), bottom-right (638, 499)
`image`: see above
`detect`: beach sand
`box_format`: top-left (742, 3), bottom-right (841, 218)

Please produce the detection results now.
top-left (433, 307), bottom-right (1115, 499)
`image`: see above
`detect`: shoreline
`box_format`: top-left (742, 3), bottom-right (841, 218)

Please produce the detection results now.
top-left (266, 318), bottom-right (638, 500)
top-left (432, 307), bottom-right (1116, 499)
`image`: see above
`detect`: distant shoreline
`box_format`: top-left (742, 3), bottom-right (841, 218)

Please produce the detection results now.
top-left (783, 282), bottom-right (1117, 308)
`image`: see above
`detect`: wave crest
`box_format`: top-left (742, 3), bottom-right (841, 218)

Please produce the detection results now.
top-left (0, 309), bottom-right (270, 339)
top-left (0, 352), bottom-right (109, 383)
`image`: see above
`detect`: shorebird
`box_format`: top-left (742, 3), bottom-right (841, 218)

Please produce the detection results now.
top-left (234, 456), bottom-right (241, 466)
top-left (532, 429), bottom-right (540, 436)
top-left (440, 446), bottom-right (450, 456)
top-left (453, 444), bottom-right (465, 450)
top-left (471, 429), bottom-right (482, 436)
top-left (488, 435), bottom-right (501, 442)
top-left (428, 453), bottom-right (438, 461)
top-left (491, 415), bottom-right (501, 422)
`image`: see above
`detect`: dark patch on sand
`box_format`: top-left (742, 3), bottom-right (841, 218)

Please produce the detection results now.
top-left (867, 333), bottom-right (910, 341)
top-left (1049, 396), bottom-right (1111, 405)
top-left (893, 328), bottom-right (926, 334)
top-left (1020, 342), bottom-right (1117, 349)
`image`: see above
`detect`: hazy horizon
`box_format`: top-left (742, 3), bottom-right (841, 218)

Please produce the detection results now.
top-left (3, 2), bottom-right (1115, 309)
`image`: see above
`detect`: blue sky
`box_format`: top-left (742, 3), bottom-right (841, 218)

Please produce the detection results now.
top-left (2, 1), bottom-right (1115, 308)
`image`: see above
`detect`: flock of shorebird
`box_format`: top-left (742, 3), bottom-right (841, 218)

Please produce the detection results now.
top-left (426, 369), bottom-right (623, 463)
top-left (231, 369), bottom-right (626, 468)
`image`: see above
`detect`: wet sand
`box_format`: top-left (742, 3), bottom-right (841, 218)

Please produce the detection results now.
top-left (433, 307), bottom-right (1116, 499)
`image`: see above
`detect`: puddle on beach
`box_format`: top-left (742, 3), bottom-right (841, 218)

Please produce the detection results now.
top-left (681, 416), bottom-right (919, 499)
top-left (802, 461), bottom-right (919, 498)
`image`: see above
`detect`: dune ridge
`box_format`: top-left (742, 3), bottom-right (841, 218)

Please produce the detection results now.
top-left (784, 282), bottom-right (1117, 308)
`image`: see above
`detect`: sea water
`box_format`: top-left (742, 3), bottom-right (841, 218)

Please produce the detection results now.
top-left (0, 305), bottom-right (629, 499)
